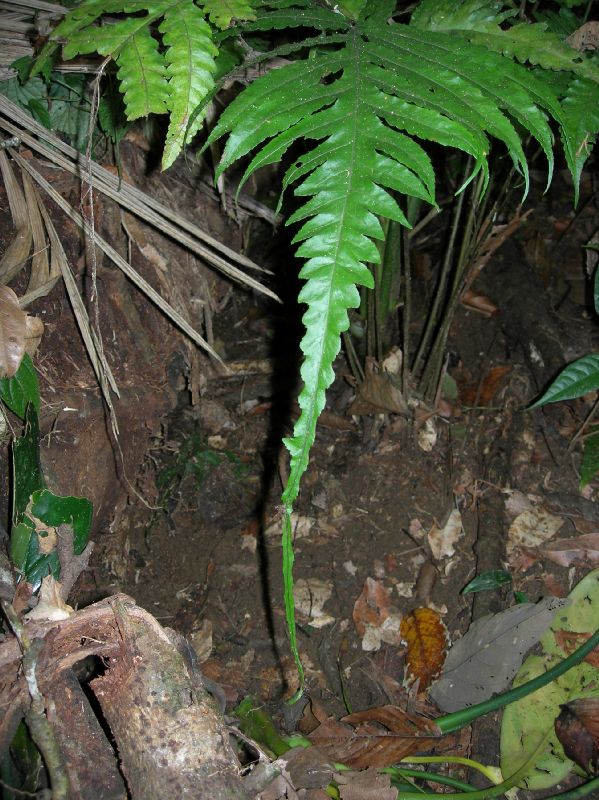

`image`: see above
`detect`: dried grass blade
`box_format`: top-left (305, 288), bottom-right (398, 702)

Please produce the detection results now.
top-left (0, 150), bottom-right (32, 283)
top-left (23, 172), bottom-right (55, 293)
top-left (12, 150), bottom-right (225, 366)
top-left (0, 96), bottom-right (278, 298)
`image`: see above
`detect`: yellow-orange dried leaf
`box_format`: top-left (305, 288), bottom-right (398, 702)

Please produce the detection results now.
top-left (400, 607), bottom-right (448, 691)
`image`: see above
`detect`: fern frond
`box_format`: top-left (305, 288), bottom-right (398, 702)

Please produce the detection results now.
top-left (117, 28), bottom-right (170, 118)
top-left (208, 0), bottom-right (578, 687)
top-left (411, 0), bottom-right (599, 84)
top-left (201, 0), bottom-right (255, 29)
top-left (160, 3), bottom-right (218, 169)
top-left (226, 0), bottom-right (350, 36)
top-left (35, 0), bottom-right (231, 169)
top-left (561, 71), bottom-right (599, 199)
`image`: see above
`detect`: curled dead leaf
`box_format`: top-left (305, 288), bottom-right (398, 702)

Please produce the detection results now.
top-left (555, 697), bottom-right (599, 774)
top-left (352, 578), bottom-right (403, 651)
top-left (400, 607), bottom-right (448, 691)
top-left (0, 285), bottom-right (27, 377)
top-left (25, 314), bottom-right (44, 357)
top-left (308, 705), bottom-right (440, 769)
top-left (461, 289), bottom-right (498, 317)
top-left (25, 575), bottom-right (73, 622)
top-left (427, 509), bottom-right (463, 560)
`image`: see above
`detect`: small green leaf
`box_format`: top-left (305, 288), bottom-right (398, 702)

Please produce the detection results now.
top-left (513, 591), bottom-right (529, 604)
top-left (530, 354), bottom-right (599, 407)
top-left (0, 353), bottom-right (40, 418)
top-left (10, 519), bottom-right (35, 574)
top-left (580, 428), bottom-right (599, 488)
top-left (29, 489), bottom-right (93, 554)
top-left (462, 570), bottom-right (512, 594)
top-left (234, 696), bottom-right (291, 757)
top-left (12, 404), bottom-right (44, 522)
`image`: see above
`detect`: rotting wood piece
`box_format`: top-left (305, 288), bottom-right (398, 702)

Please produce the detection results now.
top-left (0, 594), bottom-right (249, 799)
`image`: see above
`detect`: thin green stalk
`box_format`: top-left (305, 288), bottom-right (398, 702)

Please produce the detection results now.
top-left (412, 157), bottom-right (472, 377)
top-left (402, 225), bottom-right (411, 398)
top-left (392, 733), bottom-right (549, 799)
top-left (420, 170), bottom-right (484, 399)
top-left (400, 756), bottom-right (498, 784)
top-left (437, 627), bottom-right (599, 734)
top-left (384, 767), bottom-right (476, 792)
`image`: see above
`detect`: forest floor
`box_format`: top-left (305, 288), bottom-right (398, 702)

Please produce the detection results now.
top-left (4, 137), bottom-right (598, 794)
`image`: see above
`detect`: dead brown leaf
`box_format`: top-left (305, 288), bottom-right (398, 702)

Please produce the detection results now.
top-left (0, 150), bottom-right (32, 284)
top-left (555, 697), bottom-right (599, 774)
top-left (348, 357), bottom-right (408, 416)
top-left (352, 578), bottom-right (403, 651)
top-left (336, 767), bottom-right (397, 799)
top-left (0, 284), bottom-right (27, 377)
top-left (542, 533), bottom-right (599, 568)
top-left (566, 21), bottom-right (599, 51)
top-left (400, 608), bottom-right (448, 691)
top-left (461, 290), bottom-right (498, 317)
top-left (309, 705), bottom-right (441, 769)
top-left (460, 365), bottom-right (511, 406)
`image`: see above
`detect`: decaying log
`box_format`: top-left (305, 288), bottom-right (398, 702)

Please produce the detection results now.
top-left (0, 594), bottom-right (249, 799)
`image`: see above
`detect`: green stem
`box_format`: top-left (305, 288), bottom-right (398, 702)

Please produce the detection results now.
top-left (437, 627), bottom-right (599, 734)
top-left (392, 733), bottom-right (549, 799)
top-left (400, 756), bottom-right (498, 784)
top-left (545, 777), bottom-right (599, 800)
top-left (384, 767), bottom-right (476, 792)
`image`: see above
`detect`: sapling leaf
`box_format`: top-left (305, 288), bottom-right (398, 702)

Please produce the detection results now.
top-left (529, 355), bottom-right (599, 407)
top-left (500, 569), bottom-right (599, 791)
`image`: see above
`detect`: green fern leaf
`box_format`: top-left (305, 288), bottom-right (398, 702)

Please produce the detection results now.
top-left (209, 3), bottom-right (575, 687)
top-left (232, 0), bottom-right (350, 35)
top-left (412, 1), bottom-right (599, 84)
top-left (201, 0), bottom-right (255, 29)
top-left (560, 71), bottom-right (599, 201)
top-left (35, 0), bottom-right (220, 168)
top-left (412, 0), bottom-right (516, 32)
top-left (160, 2), bottom-right (218, 169)
top-left (117, 28), bottom-right (170, 118)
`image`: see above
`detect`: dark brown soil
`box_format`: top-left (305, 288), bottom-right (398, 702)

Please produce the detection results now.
top-left (3, 136), bottom-right (599, 792)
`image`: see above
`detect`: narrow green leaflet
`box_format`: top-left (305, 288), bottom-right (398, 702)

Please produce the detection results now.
top-left (201, 0), bottom-right (256, 28)
top-left (34, 0), bottom-right (220, 168)
top-left (0, 353), bottom-right (40, 418)
top-left (530, 354), bottom-right (599, 407)
top-left (411, 2), bottom-right (599, 85)
top-left (411, 0), bottom-right (515, 32)
top-left (580, 428), bottom-right (599, 488)
top-left (561, 69), bottom-right (599, 202)
top-left (161, 2), bottom-right (218, 169)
